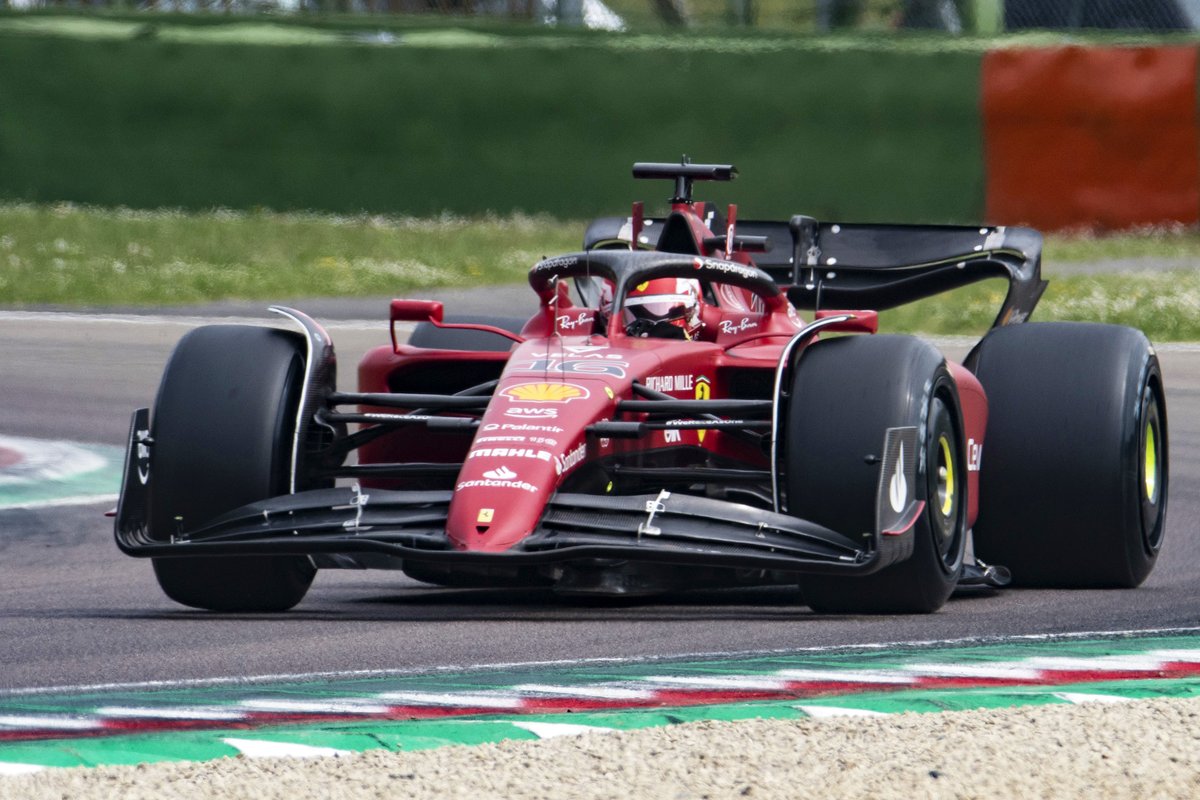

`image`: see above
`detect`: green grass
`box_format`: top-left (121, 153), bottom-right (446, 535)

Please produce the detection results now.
top-left (0, 203), bottom-right (579, 306)
top-left (879, 227), bottom-right (1200, 340)
top-left (1044, 226), bottom-right (1200, 263)
top-left (879, 273), bottom-right (1200, 341)
top-left (2, 203), bottom-right (1198, 340)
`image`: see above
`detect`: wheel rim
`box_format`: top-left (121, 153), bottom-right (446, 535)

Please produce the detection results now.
top-left (1143, 421), bottom-right (1157, 503)
top-left (1139, 383), bottom-right (1166, 553)
top-left (937, 434), bottom-right (955, 517)
top-left (927, 395), bottom-right (965, 573)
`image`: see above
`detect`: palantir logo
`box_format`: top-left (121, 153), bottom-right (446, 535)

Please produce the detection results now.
top-left (483, 466), bottom-right (517, 481)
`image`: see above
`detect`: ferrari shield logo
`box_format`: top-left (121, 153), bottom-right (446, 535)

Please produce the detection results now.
top-left (694, 377), bottom-right (711, 442)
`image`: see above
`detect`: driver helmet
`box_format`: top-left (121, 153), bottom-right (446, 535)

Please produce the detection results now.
top-left (623, 278), bottom-right (702, 339)
top-left (596, 279), bottom-right (615, 320)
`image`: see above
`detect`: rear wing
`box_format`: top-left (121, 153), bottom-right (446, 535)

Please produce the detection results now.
top-left (584, 215), bottom-right (1048, 331)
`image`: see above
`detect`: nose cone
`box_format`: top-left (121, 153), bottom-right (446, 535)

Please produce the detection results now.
top-left (446, 379), bottom-right (606, 552)
top-left (447, 454), bottom-right (561, 552)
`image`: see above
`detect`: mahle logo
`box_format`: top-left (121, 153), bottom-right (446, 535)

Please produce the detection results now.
top-left (502, 383), bottom-right (589, 403)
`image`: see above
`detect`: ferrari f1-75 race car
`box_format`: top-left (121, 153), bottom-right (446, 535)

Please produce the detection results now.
top-left (115, 161), bottom-right (1169, 614)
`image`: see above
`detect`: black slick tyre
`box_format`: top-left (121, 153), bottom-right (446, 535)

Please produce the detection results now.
top-left (786, 335), bottom-right (968, 614)
top-left (148, 325), bottom-right (315, 612)
top-left (970, 322), bottom-right (1167, 588)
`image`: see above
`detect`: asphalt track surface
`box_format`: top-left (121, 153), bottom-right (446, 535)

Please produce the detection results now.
top-left (1, 294), bottom-right (1198, 691)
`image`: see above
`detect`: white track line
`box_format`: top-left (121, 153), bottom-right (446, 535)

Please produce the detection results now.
top-left (0, 310), bottom-right (391, 333)
top-left (1053, 692), bottom-right (1135, 704)
top-left (1022, 656), bottom-right (1168, 672)
top-left (0, 493), bottom-right (118, 511)
top-left (94, 706), bottom-right (245, 721)
top-left (795, 705), bottom-right (887, 718)
top-left (373, 691), bottom-right (523, 709)
top-left (512, 721), bottom-right (617, 738)
top-left (0, 762), bottom-right (45, 775)
top-left (221, 738), bottom-right (350, 759)
top-left (900, 663), bottom-right (1043, 680)
top-left (510, 684), bottom-right (655, 700)
top-left (775, 668), bottom-right (917, 684)
top-left (0, 435), bottom-right (111, 483)
top-left (641, 676), bottom-right (793, 691)
top-left (1144, 649), bottom-right (1200, 661)
top-left (4, 627), bottom-right (1199, 699)
top-left (239, 699), bottom-right (391, 715)
top-left (0, 715), bottom-right (100, 731)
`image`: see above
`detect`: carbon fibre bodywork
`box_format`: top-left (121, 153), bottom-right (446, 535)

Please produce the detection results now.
top-left (114, 160), bottom-right (1067, 603)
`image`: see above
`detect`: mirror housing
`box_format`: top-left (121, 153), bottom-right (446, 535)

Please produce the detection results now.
top-left (814, 309), bottom-right (878, 334)
top-left (390, 299), bottom-right (444, 324)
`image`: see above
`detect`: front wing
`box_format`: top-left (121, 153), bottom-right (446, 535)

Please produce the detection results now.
top-left (115, 410), bottom-right (922, 577)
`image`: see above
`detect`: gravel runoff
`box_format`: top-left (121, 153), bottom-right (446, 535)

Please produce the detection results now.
top-left (5, 697), bottom-right (1199, 799)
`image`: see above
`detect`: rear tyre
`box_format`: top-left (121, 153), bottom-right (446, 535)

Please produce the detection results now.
top-left (971, 322), bottom-right (1167, 587)
top-left (786, 335), bottom-right (968, 614)
top-left (149, 325), bottom-right (316, 612)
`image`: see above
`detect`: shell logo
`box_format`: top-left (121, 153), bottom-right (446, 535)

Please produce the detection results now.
top-left (502, 382), bottom-right (590, 403)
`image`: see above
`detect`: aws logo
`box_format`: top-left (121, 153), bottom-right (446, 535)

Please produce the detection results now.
top-left (501, 382), bottom-right (590, 403)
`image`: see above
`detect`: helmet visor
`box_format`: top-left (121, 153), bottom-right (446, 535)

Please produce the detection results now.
top-left (623, 294), bottom-right (694, 323)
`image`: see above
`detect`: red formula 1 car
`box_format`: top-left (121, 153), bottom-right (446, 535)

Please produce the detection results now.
top-left (115, 161), bottom-right (1169, 614)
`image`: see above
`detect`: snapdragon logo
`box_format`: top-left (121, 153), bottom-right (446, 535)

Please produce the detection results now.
top-left (692, 257), bottom-right (759, 281)
top-left (536, 255), bottom-right (579, 272)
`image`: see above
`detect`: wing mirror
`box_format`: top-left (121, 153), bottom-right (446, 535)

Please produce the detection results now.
top-left (390, 299), bottom-right (444, 324)
top-left (388, 298), bottom-right (524, 352)
top-left (814, 309), bottom-right (879, 334)
top-left (390, 299), bottom-right (444, 351)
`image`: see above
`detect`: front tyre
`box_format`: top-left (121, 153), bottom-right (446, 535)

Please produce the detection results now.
top-left (786, 335), bottom-right (968, 614)
top-left (971, 322), bottom-right (1168, 587)
top-left (149, 325), bottom-right (316, 612)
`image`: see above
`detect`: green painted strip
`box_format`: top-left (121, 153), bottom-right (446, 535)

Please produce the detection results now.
top-left (2, 674), bottom-right (1198, 772)
top-left (3, 631), bottom-right (1198, 721)
top-left (0, 440), bottom-right (121, 509)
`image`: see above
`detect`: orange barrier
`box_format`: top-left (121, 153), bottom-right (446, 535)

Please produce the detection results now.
top-left (982, 46), bottom-right (1199, 230)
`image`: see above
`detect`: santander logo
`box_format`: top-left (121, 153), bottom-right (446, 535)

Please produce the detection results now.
top-left (483, 466), bottom-right (517, 480)
top-left (457, 465), bottom-right (538, 494)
